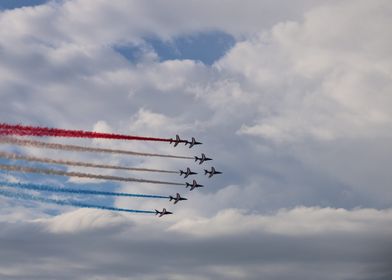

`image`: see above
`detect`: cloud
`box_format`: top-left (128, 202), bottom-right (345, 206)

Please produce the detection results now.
top-left (0, 207), bottom-right (391, 279)
top-left (169, 207), bottom-right (392, 237)
top-left (0, 0), bottom-right (391, 210)
top-left (0, 0), bottom-right (325, 46)
top-left (0, 1), bottom-right (391, 279)
top-left (44, 208), bottom-right (132, 233)
top-left (223, 0), bottom-right (392, 142)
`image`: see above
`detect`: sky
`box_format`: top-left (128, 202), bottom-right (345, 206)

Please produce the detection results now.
top-left (0, 0), bottom-right (392, 279)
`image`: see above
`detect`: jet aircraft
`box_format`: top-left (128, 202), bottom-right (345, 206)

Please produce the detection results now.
top-left (179, 167), bottom-right (197, 178)
top-left (170, 135), bottom-right (184, 147)
top-left (169, 193), bottom-right (188, 204)
top-left (186, 137), bottom-right (202, 148)
top-left (155, 208), bottom-right (173, 217)
top-left (204, 166), bottom-right (222, 178)
top-left (185, 180), bottom-right (204, 191)
top-left (194, 153), bottom-right (212, 164)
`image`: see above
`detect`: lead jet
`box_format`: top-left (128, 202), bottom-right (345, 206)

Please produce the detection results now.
top-left (169, 193), bottom-right (188, 204)
top-left (204, 167), bottom-right (222, 178)
top-left (155, 208), bottom-right (173, 217)
top-left (185, 137), bottom-right (202, 148)
top-left (169, 134), bottom-right (184, 147)
top-left (179, 167), bottom-right (198, 178)
top-left (194, 153), bottom-right (212, 165)
top-left (185, 180), bottom-right (204, 191)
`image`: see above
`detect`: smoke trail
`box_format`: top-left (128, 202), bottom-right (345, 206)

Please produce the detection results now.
top-left (0, 151), bottom-right (179, 174)
top-left (0, 163), bottom-right (185, 186)
top-left (0, 181), bottom-right (170, 199)
top-left (0, 188), bottom-right (155, 214)
top-left (0, 136), bottom-right (193, 160)
top-left (0, 123), bottom-right (187, 143)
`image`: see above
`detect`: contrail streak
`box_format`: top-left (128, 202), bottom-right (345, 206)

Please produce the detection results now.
top-left (0, 164), bottom-right (185, 186)
top-left (0, 181), bottom-right (170, 199)
top-left (0, 189), bottom-right (155, 214)
top-left (0, 151), bottom-right (178, 174)
top-left (0, 123), bottom-right (187, 143)
top-left (0, 136), bottom-right (193, 160)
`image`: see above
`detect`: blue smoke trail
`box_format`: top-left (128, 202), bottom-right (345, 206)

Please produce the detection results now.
top-left (0, 181), bottom-right (169, 199)
top-left (0, 188), bottom-right (155, 214)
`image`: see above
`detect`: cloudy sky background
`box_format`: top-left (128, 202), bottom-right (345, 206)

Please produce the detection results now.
top-left (0, 0), bottom-right (392, 279)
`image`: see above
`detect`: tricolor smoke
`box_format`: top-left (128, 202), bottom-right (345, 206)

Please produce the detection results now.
top-left (0, 181), bottom-right (169, 199)
top-left (0, 164), bottom-right (184, 186)
top-left (0, 136), bottom-right (193, 159)
top-left (0, 151), bottom-right (178, 174)
top-left (0, 123), bottom-right (187, 143)
top-left (0, 188), bottom-right (155, 214)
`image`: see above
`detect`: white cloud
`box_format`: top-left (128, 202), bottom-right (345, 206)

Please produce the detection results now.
top-left (169, 207), bottom-right (392, 237)
top-left (0, 0), bottom-right (391, 209)
top-left (222, 0), bottom-right (392, 142)
top-left (0, 1), bottom-right (391, 279)
top-left (0, 0), bottom-right (324, 46)
top-left (43, 208), bottom-right (131, 233)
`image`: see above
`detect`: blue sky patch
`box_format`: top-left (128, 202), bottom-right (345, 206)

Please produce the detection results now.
top-left (115, 31), bottom-right (236, 65)
top-left (113, 44), bottom-right (145, 64)
top-left (0, 0), bottom-right (48, 10)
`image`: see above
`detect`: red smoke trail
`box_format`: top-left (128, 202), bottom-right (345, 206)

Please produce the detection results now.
top-left (0, 123), bottom-right (186, 143)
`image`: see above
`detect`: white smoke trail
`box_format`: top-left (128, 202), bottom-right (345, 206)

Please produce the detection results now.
top-left (0, 151), bottom-right (178, 174)
top-left (0, 164), bottom-right (185, 186)
top-left (0, 136), bottom-right (193, 159)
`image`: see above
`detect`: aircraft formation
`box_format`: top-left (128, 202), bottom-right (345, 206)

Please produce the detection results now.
top-left (0, 124), bottom-right (222, 217)
top-left (154, 134), bottom-right (222, 217)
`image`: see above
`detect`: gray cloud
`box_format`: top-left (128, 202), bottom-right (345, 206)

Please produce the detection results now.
top-left (0, 208), bottom-right (391, 280)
